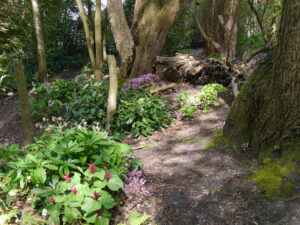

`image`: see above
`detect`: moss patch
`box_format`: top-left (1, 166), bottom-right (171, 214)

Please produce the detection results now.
top-left (251, 157), bottom-right (297, 200)
top-left (205, 129), bottom-right (230, 149)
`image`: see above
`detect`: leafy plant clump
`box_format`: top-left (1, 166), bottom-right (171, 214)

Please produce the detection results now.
top-left (0, 126), bottom-right (139, 224)
top-left (30, 76), bottom-right (171, 140)
top-left (176, 83), bottom-right (227, 118)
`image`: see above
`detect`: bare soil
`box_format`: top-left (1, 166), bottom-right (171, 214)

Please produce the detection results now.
top-left (113, 84), bottom-right (300, 225)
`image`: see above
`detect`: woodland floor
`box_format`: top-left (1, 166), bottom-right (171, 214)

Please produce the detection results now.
top-left (0, 69), bottom-right (300, 225)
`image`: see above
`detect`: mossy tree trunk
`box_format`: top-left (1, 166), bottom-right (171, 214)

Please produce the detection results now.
top-left (31, 0), bottom-right (47, 83)
top-left (224, 0), bottom-right (300, 156)
top-left (13, 60), bottom-right (34, 145)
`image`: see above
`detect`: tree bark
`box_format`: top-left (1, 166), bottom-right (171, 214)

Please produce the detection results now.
top-left (107, 0), bottom-right (134, 78)
top-left (200, 0), bottom-right (238, 59)
top-left (94, 0), bottom-right (103, 81)
top-left (130, 0), bottom-right (183, 78)
top-left (106, 55), bottom-right (118, 123)
top-left (31, 0), bottom-right (47, 83)
top-left (224, 0), bottom-right (300, 155)
top-left (13, 60), bottom-right (34, 145)
top-left (76, 0), bottom-right (96, 74)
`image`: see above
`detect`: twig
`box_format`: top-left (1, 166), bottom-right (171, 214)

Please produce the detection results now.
top-left (285, 196), bottom-right (300, 202)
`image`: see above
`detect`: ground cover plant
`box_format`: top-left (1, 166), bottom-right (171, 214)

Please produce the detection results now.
top-left (0, 125), bottom-right (140, 224)
top-left (30, 75), bottom-right (172, 140)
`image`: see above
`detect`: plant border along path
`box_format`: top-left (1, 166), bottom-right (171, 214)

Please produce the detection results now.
top-left (113, 84), bottom-right (300, 225)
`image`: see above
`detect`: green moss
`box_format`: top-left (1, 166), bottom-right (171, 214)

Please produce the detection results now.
top-left (251, 158), bottom-right (297, 200)
top-left (205, 130), bottom-right (231, 149)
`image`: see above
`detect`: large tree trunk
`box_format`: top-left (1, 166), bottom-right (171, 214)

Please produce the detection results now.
top-left (130, 0), bottom-right (183, 78)
top-left (107, 0), bottom-right (184, 78)
top-left (199, 0), bottom-right (238, 59)
top-left (107, 0), bottom-right (134, 78)
top-left (31, 0), bottom-right (47, 83)
top-left (224, 0), bottom-right (300, 156)
top-left (94, 0), bottom-right (103, 81)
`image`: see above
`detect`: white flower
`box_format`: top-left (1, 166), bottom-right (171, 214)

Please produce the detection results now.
top-left (42, 117), bottom-right (47, 122)
top-left (41, 208), bottom-right (47, 217)
top-left (78, 125), bottom-right (82, 130)
top-left (27, 176), bottom-right (31, 180)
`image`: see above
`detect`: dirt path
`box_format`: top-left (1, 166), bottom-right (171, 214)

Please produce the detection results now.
top-left (0, 68), bottom-right (82, 145)
top-left (113, 88), bottom-right (300, 225)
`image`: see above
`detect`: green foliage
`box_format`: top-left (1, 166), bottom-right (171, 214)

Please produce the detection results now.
top-left (118, 210), bottom-right (151, 225)
top-left (196, 83), bottom-right (227, 113)
top-left (0, 127), bottom-right (135, 224)
top-left (208, 53), bottom-right (224, 62)
top-left (177, 92), bottom-right (197, 118)
top-left (30, 77), bottom-right (171, 140)
top-left (176, 83), bottom-right (227, 118)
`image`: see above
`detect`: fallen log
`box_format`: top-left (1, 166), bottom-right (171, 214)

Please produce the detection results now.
top-left (156, 53), bottom-right (235, 86)
top-left (149, 83), bottom-right (177, 94)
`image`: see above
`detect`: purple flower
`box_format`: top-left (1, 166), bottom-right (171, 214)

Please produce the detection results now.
top-left (124, 74), bottom-right (160, 90)
top-left (124, 170), bottom-right (152, 197)
top-left (126, 134), bottom-right (132, 139)
top-left (241, 142), bottom-right (249, 151)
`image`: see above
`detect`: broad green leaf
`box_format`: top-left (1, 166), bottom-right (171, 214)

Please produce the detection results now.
top-left (32, 168), bottom-right (46, 184)
top-left (95, 216), bottom-right (109, 225)
top-left (43, 164), bottom-right (58, 170)
top-left (99, 191), bottom-right (115, 209)
top-left (81, 197), bottom-right (102, 215)
top-left (107, 177), bottom-right (123, 191)
top-left (46, 203), bottom-right (62, 224)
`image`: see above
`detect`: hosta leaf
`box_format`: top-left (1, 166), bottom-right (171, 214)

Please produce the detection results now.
top-left (107, 177), bottom-right (123, 191)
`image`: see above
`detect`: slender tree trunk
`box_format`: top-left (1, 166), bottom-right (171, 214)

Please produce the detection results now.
top-left (107, 0), bottom-right (134, 78)
top-left (31, 0), bottom-right (47, 83)
top-left (106, 55), bottom-right (118, 123)
top-left (13, 60), bottom-right (34, 145)
top-left (94, 0), bottom-right (103, 81)
top-left (224, 0), bottom-right (300, 155)
top-left (76, 0), bottom-right (96, 74)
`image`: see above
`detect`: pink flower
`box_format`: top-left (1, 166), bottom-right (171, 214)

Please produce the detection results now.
top-left (89, 162), bottom-right (95, 174)
top-left (102, 163), bottom-right (108, 168)
top-left (94, 191), bottom-right (100, 200)
top-left (96, 209), bottom-right (102, 217)
top-left (49, 197), bottom-right (55, 205)
top-left (106, 170), bottom-right (110, 181)
top-left (70, 187), bottom-right (77, 195)
top-left (63, 174), bottom-right (71, 183)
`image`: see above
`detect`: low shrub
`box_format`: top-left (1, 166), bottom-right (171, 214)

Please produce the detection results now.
top-left (30, 76), bottom-right (171, 140)
top-left (0, 126), bottom-right (139, 224)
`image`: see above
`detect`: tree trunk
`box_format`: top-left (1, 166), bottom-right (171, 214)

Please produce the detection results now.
top-left (200, 0), bottom-right (238, 59)
top-left (76, 0), bottom-right (96, 74)
top-left (107, 0), bottom-right (134, 78)
top-left (94, 0), bottom-right (103, 81)
top-left (224, 0), bottom-right (300, 156)
top-left (31, 0), bottom-right (47, 83)
top-left (13, 60), bottom-right (34, 145)
top-left (130, 0), bottom-right (183, 78)
top-left (106, 55), bottom-right (118, 123)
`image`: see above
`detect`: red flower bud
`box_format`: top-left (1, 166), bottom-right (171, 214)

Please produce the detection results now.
top-left (70, 187), bottom-right (77, 195)
top-left (102, 163), bottom-right (108, 168)
top-left (94, 191), bottom-right (100, 200)
top-left (63, 174), bottom-right (71, 183)
top-left (105, 170), bottom-right (110, 181)
top-left (96, 208), bottom-right (102, 217)
top-left (49, 197), bottom-right (55, 205)
top-left (89, 162), bottom-right (95, 174)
